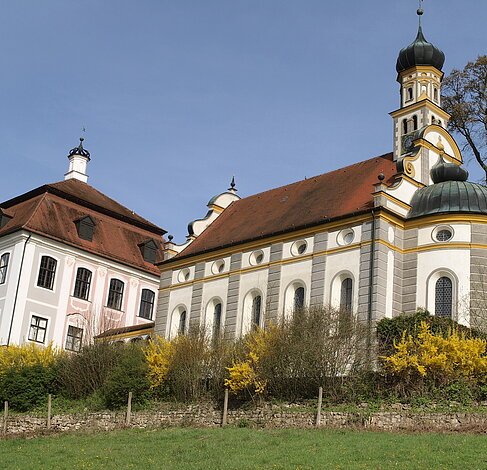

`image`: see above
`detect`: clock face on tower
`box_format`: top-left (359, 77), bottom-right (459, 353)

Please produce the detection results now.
top-left (402, 134), bottom-right (415, 154)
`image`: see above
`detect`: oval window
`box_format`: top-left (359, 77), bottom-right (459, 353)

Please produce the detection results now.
top-left (433, 226), bottom-right (453, 243)
top-left (337, 229), bottom-right (355, 246)
top-left (178, 268), bottom-right (191, 283)
top-left (250, 250), bottom-right (265, 266)
top-left (211, 260), bottom-right (225, 274)
top-left (291, 240), bottom-right (307, 256)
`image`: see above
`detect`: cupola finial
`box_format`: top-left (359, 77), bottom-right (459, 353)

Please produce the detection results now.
top-left (228, 176), bottom-right (237, 193)
top-left (65, 134), bottom-right (91, 183)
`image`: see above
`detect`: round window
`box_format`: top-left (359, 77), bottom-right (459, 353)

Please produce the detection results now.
top-left (178, 268), bottom-right (191, 282)
top-left (337, 229), bottom-right (355, 246)
top-left (250, 250), bottom-right (265, 266)
top-left (291, 240), bottom-right (308, 256)
top-left (435, 228), bottom-right (453, 242)
top-left (211, 260), bottom-right (225, 274)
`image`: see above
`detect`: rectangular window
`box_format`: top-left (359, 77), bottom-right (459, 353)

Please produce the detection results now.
top-left (37, 256), bottom-right (57, 290)
top-left (0, 253), bottom-right (10, 284)
top-left (73, 267), bottom-right (92, 300)
top-left (139, 289), bottom-right (155, 320)
top-left (65, 325), bottom-right (83, 352)
top-left (28, 315), bottom-right (48, 343)
top-left (107, 278), bottom-right (124, 310)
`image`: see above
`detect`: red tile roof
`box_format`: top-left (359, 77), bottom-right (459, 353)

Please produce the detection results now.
top-left (0, 179), bottom-right (165, 275)
top-left (174, 153), bottom-right (397, 260)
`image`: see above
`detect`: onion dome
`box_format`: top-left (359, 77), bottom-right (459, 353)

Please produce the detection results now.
top-left (396, 9), bottom-right (445, 74)
top-left (408, 156), bottom-right (487, 218)
top-left (68, 137), bottom-right (91, 160)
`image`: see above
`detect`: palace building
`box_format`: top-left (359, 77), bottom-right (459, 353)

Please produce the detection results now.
top-left (0, 139), bottom-right (165, 348)
top-left (154, 8), bottom-right (487, 341)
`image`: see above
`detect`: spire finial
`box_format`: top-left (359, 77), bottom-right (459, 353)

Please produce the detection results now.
top-left (228, 176), bottom-right (237, 192)
top-left (417, 0), bottom-right (424, 27)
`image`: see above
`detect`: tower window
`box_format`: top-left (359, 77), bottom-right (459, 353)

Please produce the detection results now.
top-left (107, 278), bottom-right (124, 310)
top-left (435, 277), bottom-right (453, 318)
top-left (73, 267), bottom-right (92, 300)
top-left (413, 115), bottom-right (418, 131)
top-left (75, 216), bottom-right (95, 242)
top-left (433, 88), bottom-right (438, 102)
top-left (407, 87), bottom-right (413, 101)
top-left (402, 119), bottom-right (408, 135)
top-left (37, 256), bottom-right (57, 290)
top-left (139, 289), bottom-right (155, 320)
top-left (0, 253), bottom-right (10, 284)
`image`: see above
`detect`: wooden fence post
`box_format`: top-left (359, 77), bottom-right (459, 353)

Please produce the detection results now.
top-left (126, 392), bottom-right (132, 426)
top-left (316, 387), bottom-right (323, 427)
top-left (2, 401), bottom-right (8, 435)
top-left (47, 394), bottom-right (52, 430)
top-left (222, 389), bottom-right (229, 427)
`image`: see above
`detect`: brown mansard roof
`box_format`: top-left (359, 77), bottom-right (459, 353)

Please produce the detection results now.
top-left (0, 179), bottom-right (166, 275)
top-left (174, 153), bottom-right (397, 260)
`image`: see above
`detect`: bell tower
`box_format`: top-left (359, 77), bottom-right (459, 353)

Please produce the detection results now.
top-left (391, 4), bottom-right (449, 160)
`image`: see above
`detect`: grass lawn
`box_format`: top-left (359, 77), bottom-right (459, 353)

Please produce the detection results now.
top-left (0, 427), bottom-right (486, 470)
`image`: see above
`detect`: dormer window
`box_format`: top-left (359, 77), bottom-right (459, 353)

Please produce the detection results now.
top-left (139, 240), bottom-right (158, 264)
top-left (0, 210), bottom-right (12, 229)
top-left (75, 216), bottom-right (95, 242)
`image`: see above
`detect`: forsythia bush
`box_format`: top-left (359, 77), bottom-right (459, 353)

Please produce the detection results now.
top-left (0, 342), bottom-right (59, 375)
top-left (144, 336), bottom-right (174, 389)
top-left (225, 327), bottom-right (272, 396)
top-left (382, 321), bottom-right (487, 382)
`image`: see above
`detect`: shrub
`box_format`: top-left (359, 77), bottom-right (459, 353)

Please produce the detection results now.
top-left (382, 321), bottom-right (487, 393)
top-left (0, 364), bottom-right (57, 411)
top-left (101, 344), bottom-right (150, 409)
top-left (0, 342), bottom-right (59, 375)
top-left (144, 336), bottom-right (174, 391)
top-left (57, 342), bottom-right (124, 399)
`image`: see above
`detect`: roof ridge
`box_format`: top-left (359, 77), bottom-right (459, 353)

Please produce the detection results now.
top-left (23, 193), bottom-right (49, 231)
top-left (238, 152), bottom-right (393, 201)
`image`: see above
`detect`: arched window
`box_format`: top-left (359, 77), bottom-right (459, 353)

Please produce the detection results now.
top-left (402, 119), bottom-right (408, 135)
top-left (73, 267), bottom-right (92, 300)
top-left (340, 278), bottom-right (353, 312)
top-left (107, 279), bottom-right (124, 310)
top-left (294, 287), bottom-right (305, 311)
top-left (433, 88), bottom-right (438, 102)
top-left (213, 302), bottom-right (222, 339)
top-left (0, 253), bottom-right (10, 284)
top-left (179, 310), bottom-right (187, 335)
top-left (251, 295), bottom-right (262, 329)
top-left (139, 289), bottom-right (155, 320)
top-left (37, 256), bottom-right (57, 290)
top-left (435, 277), bottom-right (452, 318)
top-left (407, 87), bottom-right (413, 101)
top-left (413, 115), bottom-right (418, 131)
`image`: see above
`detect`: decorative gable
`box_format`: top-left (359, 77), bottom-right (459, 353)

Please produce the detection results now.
top-left (75, 216), bottom-right (96, 242)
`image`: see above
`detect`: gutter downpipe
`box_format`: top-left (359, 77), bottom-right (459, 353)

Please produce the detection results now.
top-left (366, 210), bottom-right (376, 365)
top-left (6, 233), bottom-right (31, 346)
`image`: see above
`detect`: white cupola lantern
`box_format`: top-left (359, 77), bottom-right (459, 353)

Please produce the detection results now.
top-left (64, 137), bottom-right (91, 183)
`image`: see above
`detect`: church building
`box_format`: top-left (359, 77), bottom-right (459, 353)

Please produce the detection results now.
top-left (0, 139), bottom-right (165, 348)
top-left (154, 8), bottom-right (487, 341)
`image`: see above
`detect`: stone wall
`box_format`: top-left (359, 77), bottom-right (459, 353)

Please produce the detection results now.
top-left (2, 403), bottom-right (487, 437)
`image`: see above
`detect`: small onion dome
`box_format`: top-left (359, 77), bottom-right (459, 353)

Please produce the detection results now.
top-left (396, 25), bottom-right (445, 74)
top-left (68, 137), bottom-right (91, 160)
top-left (408, 156), bottom-right (487, 218)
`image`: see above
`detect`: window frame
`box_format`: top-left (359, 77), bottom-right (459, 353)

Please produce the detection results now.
top-left (340, 277), bottom-right (353, 312)
top-left (28, 315), bottom-right (48, 344)
top-left (435, 276), bottom-right (453, 318)
top-left (139, 288), bottom-right (155, 320)
top-left (73, 267), bottom-right (92, 300)
top-left (65, 325), bottom-right (83, 352)
top-left (37, 255), bottom-right (57, 290)
top-left (106, 278), bottom-right (125, 311)
top-left (0, 252), bottom-right (10, 285)
top-left (251, 295), bottom-right (262, 330)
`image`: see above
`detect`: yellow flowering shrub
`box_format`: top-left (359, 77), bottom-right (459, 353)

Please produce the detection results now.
top-left (144, 336), bottom-right (174, 389)
top-left (0, 342), bottom-right (59, 375)
top-left (382, 321), bottom-right (487, 382)
top-left (225, 326), bottom-right (277, 396)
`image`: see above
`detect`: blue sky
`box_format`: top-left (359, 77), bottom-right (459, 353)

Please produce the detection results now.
top-left (1, 1), bottom-right (485, 240)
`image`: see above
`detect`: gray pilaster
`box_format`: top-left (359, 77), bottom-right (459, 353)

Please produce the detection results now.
top-left (310, 232), bottom-right (328, 307)
top-left (224, 253), bottom-right (242, 339)
top-left (154, 270), bottom-right (172, 337)
top-left (401, 228), bottom-right (418, 314)
top-left (470, 224), bottom-right (487, 330)
top-left (265, 243), bottom-right (283, 323)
